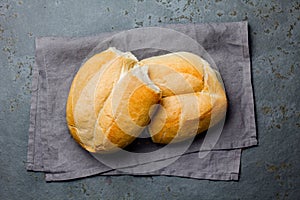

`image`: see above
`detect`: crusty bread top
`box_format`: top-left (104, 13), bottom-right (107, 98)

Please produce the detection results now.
top-left (93, 66), bottom-right (161, 152)
top-left (66, 48), bottom-right (162, 153)
top-left (139, 52), bottom-right (205, 97)
top-left (66, 48), bottom-right (227, 152)
top-left (146, 52), bottom-right (227, 144)
top-left (66, 48), bottom-right (139, 152)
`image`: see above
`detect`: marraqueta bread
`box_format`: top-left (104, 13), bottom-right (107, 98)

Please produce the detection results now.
top-left (66, 47), bottom-right (227, 153)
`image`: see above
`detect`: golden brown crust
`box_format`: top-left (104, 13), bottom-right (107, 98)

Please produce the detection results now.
top-left (147, 52), bottom-right (227, 144)
top-left (139, 52), bottom-right (204, 97)
top-left (94, 67), bottom-right (161, 152)
top-left (93, 56), bottom-right (137, 115)
top-left (66, 48), bottom-right (139, 152)
top-left (66, 48), bottom-right (227, 152)
top-left (149, 96), bottom-right (181, 143)
top-left (149, 92), bottom-right (212, 144)
top-left (66, 49), bottom-right (118, 152)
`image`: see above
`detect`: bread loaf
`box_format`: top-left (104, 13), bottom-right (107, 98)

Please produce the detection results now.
top-left (66, 48), bottom-right (227, 152)
top-left (66, 47), bottom-right (161, 152)
top-left (143, 52), bottom-right (227, 144)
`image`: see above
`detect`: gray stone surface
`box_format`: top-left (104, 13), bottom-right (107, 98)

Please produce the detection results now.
top-left (0, 0), bottom-right (299, 199)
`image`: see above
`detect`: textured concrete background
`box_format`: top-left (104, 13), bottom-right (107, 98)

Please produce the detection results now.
top-left (0, 0), bottom-right (299, 199)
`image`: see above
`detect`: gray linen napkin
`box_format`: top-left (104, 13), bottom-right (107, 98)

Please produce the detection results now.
top-left (27, 21), bottom-right (256, 181)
